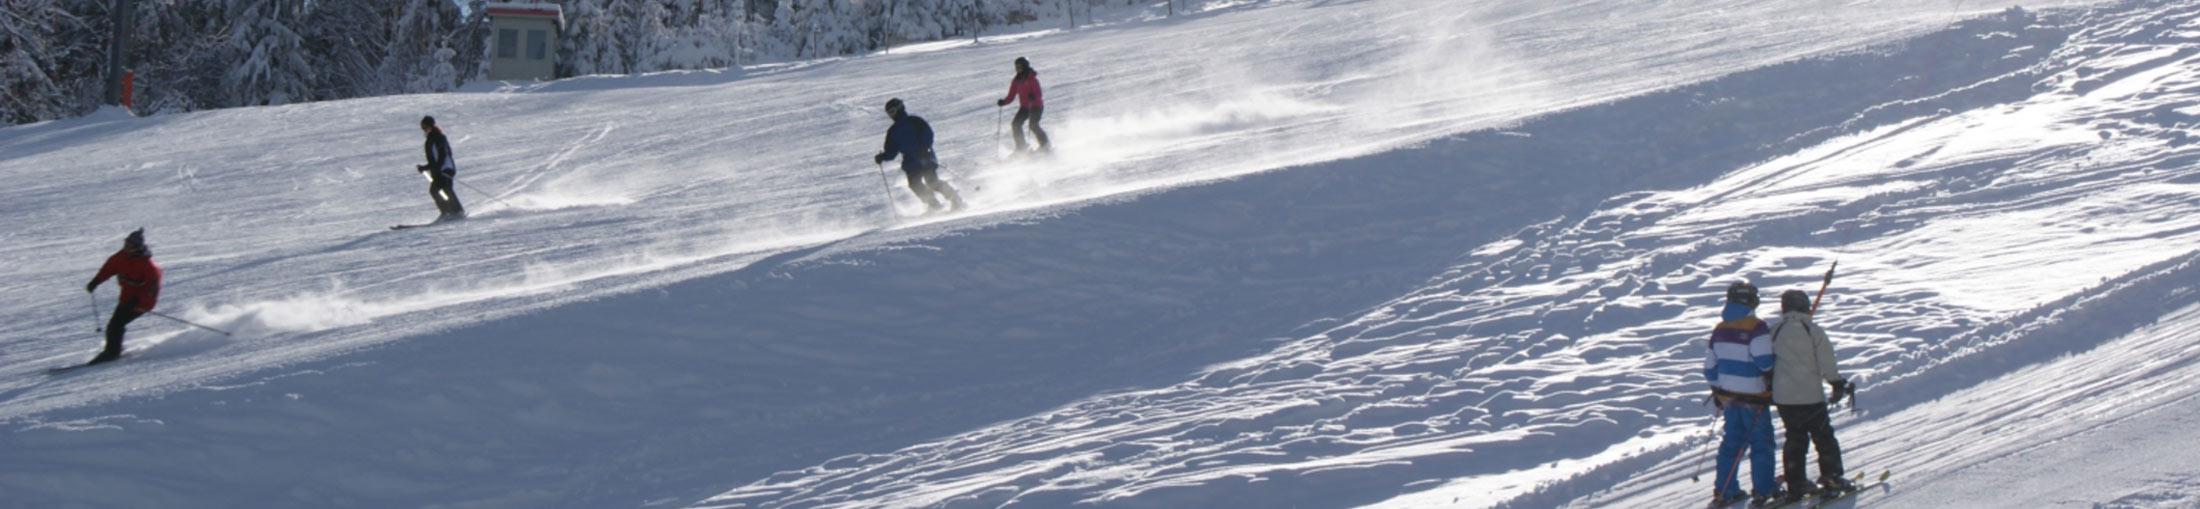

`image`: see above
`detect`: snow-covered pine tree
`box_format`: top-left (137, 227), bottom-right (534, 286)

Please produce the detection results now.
top-left (798, 0), bottom-right (875, 58)
top-left (214, 0), bottom-right (315, 106)
top-left (0, 0), bottom-right (90, 123)
top-left (556, 0), bottom-right (627, 76)
top-left (766, 0), bottom-right (799, 58)
top-left (379, 0), bottom-right (464, 93)
top-left (626, 0), bottom-right (673, 72)
top-left (125, 0), bottom-right (229, 115)
top-left (448, 1), bottom-right (492, 84)
top-left (304, 0), bottom-right (390, 99)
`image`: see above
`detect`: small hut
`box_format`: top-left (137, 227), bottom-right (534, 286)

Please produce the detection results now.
top-left (483, 3), bottom-right (564, 81)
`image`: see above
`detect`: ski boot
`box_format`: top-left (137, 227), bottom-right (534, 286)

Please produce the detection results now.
top-left (1710, 491), bottom-right (1750, 508)
top-left (1772, 488), bottom-right (1813, 507)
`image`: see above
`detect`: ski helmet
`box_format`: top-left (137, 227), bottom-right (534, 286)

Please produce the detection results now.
top-left (1780, 289), bottom-right (1811, 313)
top-left (1725, 281), bottom-right (1759, 308)
top-left (1014, 57), bottom-right (1030, 70)
top-left (883, 98), bottom-right (905, 118)
top-left (420, 115), bottom-right (436, 127)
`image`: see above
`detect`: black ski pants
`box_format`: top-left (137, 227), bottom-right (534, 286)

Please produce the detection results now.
top-left (1011, 106), bottom-right (1049, 151)
top-left (1777, 402), bottom-right (1845, 491)
top-left (903, 165), bottom-right (963, 210)
top-left (98, 298), bottom-right (144, 362)
top-left (428, 170), bottom-right (464, 216)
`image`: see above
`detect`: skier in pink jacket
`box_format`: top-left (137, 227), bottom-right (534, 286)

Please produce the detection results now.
top-left (996, 57), bottom-right (1050, 155)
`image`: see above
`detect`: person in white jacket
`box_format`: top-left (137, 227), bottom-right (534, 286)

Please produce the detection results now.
top-left (1768, 289), bottom-right (1857, 500)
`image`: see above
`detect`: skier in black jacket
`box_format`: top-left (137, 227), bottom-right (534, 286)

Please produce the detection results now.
top-left (417, 115), bottom-right (466, 221)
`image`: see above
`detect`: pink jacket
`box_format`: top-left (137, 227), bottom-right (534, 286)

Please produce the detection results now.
top-left (1000, 71), bottom-right (1043, 108)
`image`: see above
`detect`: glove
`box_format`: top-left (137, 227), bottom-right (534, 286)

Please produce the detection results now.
top-left (1709, 392), bottom-right (1725, 411)
top-left (1828, 378), bottom-right (1852, 406)
top-left (416, 164), bottom-right (428, 172)
top-left (997, 99), bottom-right (1010, 107)
top-left (86, 280), bottom-right (97, 293)
top-left (874, 153), bottom-right (890, 165)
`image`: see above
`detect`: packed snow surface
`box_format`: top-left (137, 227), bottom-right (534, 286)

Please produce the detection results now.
top-left (10, 0), bottom-right (2199, 508)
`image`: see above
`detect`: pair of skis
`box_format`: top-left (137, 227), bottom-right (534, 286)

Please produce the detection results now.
top-left (1722, 470), bottom-right (1889, 509)
top-left (46, 354), bottom-right (128, 375)
top-left (391, 216), bottom-right (467, 230)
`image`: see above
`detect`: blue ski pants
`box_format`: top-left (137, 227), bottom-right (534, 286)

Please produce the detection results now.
top-left (1715, 403), bottom-right (1777, 498)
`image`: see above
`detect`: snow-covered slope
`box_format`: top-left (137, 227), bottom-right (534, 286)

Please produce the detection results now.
top-left (704, 4), bottom-right (2200, 508)
top-left (9, 0), bottom-right (2194, 508)
top-left (2, 0), bottom-right (1995, 414)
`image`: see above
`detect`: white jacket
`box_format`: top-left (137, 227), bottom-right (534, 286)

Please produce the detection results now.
top-left (1769, 311), bottom-right (1842, 405)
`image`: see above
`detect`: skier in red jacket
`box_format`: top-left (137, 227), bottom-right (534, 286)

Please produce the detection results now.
top-left (996, 57), bottom-right (1050, 155)
top-left (84, 228), bottom-right (161, 364)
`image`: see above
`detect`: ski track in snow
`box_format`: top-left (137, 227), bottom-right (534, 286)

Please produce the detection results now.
top-left (8, 0), bottom-right (2193, 508)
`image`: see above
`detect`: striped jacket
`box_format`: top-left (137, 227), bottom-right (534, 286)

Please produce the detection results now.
top-left (1704, 303), bottom-right (1774, 404)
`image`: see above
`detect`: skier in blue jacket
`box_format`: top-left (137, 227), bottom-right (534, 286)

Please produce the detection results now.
top-left (1705, 281), bottom-right (1778, 506)
top-left (873, 98), bottom-right (964, 213)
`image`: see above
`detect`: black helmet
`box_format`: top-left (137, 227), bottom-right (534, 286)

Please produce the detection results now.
top-left (883, 98), bottom-right (905, 118)
top-left (1780, 289), bottom-right (1811, 313)
top-left (1014, 57), bottom-right (1030, 69)
top-left (1725, 281), bottom-right (1759, 308)
top-left (420, 115), bottom-right (436, 127)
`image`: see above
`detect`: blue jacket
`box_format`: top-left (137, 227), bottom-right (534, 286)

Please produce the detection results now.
top-left (878, 115), bottom-right (937, 172)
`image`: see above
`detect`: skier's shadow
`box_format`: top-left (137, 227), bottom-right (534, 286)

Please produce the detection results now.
top-left (166, 233), bottom-right (385, 289)
top-left (0, 365), bottom-right (75, 408)
top-left (719, 224), bottom-right (893, 278)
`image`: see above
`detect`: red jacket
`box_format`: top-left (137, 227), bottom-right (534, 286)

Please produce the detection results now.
top-left (1000, 71), bottom-right (1043, 108)
top-left (92, 248), bottom-right (161, 311)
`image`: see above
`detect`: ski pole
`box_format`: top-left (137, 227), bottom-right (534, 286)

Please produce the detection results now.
top-left (877, 162), bottom-right (899, 213)
top-left (995, 105), bottom-right (1005, 156)
top-left (457, 179), bottom-right (519, 209)
top-left (89, 292), bottom-right (104, 333)
top-left (1712, 402), bottom-right (1768, 498)
top-left (1844, 379), bottom-right (1861, 415)
top-left (1809, 260), bottom-right (1838, 314)
top-left (938, 164), bottom-right (979, 192)
top-left (144, 310), bottom-right (233, 337)
top-left (1691, 413), bottom-right (1715, 483)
